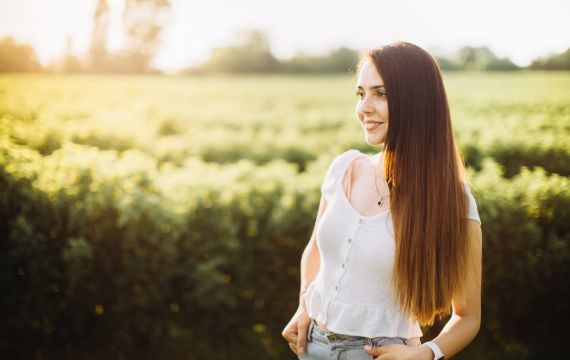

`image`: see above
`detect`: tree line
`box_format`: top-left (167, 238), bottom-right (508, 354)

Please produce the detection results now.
top-left (0, 0), bottom-right (170, 74)
top-left (182, 30), bottom-right (570, 74)
top-left (0, 0), bottom-right (569, 74)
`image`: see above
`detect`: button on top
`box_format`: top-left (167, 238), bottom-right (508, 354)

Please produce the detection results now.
top-left (358, 219), bottom-right (364, 224)
top-left (347, 238), bottom-right (352, 243)
top-left (335, 285), bottom-right (339, 291)
top-left (342, 263), bottom-right (346, 269)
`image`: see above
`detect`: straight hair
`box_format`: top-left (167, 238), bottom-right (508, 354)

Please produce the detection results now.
top-left (357, 41), bottom-right (471, 326)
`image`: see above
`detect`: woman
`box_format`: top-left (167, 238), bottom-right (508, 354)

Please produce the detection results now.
top-left (281, 41), bottom-right (483, 360)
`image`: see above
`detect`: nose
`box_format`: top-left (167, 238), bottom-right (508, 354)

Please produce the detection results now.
top-left (358, 95), bottom-right (374, 115)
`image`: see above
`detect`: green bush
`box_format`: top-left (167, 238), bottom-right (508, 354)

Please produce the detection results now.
top-left (0, 140), bottom-right (319, 359)
top-left (467, 159), bottom-right (569, 358)
top-left (461, 137), bottom-right (570, 178)
top-left (1, 137), bottom-right (568, 359)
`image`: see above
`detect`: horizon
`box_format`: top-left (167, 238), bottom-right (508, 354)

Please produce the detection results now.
top-left (0, 0), bottom-right (569, 71)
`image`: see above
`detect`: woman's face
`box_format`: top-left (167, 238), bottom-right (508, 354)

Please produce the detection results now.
top-left (355, 59), bottom-right (389, 146)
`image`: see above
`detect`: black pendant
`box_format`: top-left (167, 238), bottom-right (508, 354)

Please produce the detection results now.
top-left (377, 198), bottom-right (383, 207)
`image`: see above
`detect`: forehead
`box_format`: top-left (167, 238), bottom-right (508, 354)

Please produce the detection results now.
top-left (357, 59), bottom-right (384, 87)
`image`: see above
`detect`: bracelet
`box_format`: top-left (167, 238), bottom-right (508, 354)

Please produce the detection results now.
top-left (422, 341), bottom-right (444, 360)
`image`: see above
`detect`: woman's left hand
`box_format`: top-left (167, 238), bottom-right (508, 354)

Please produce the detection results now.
top-left (364, 344), bottom-right (430, 360)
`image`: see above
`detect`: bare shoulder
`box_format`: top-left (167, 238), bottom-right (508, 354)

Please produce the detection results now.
top-left (344, 154), bottom-right (369, 180)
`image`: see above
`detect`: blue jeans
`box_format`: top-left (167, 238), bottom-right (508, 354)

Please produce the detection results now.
top-left (298, 318), bottom-right (422, 360)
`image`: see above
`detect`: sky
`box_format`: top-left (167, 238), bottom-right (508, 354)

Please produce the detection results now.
top-left (0, 0), bottom-right (569, 72)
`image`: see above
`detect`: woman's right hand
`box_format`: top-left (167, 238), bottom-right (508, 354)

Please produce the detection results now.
top-left (281, 304), bottom-right (311, 356)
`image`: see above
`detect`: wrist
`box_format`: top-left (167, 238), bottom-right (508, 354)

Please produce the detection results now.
top-left (418, 344), bottom-right (435, 360)
top-left (421, 341), bottom-right (444, 360)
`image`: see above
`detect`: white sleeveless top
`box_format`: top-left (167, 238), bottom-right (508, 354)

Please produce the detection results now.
top-left (303, 149), bottom-right (482, 339)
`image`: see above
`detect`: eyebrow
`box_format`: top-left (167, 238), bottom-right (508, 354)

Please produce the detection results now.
top-left (357, 85), bottom-right (385, 90)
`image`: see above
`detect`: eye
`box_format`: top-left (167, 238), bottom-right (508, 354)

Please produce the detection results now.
top-left (377, 91), bottom-right (386, 99)
top-left (355, 91), bottom-right (364, 99)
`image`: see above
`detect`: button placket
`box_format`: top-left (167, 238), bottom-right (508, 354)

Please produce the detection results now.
top-left (347, 218), bottom-right (364, 244)
top-left (335, 217), bottom-right (366, 295)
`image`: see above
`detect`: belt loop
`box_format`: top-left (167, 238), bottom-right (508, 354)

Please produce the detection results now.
top-left (365, 336), bottom-right (373, 347)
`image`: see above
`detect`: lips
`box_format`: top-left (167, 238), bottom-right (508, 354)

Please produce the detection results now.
top-left (364, 121), bottom-right (384, 131)
top-left (365, 122), bottom-right (383, 131)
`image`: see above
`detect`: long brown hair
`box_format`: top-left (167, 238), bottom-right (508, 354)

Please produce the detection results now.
top-left (357, 42), bottom-right (470, 326)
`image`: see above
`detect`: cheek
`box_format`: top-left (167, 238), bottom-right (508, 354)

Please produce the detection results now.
top-left (381, 103), bottom-right (389, 119)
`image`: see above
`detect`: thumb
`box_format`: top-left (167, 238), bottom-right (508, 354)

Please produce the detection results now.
top-left (364, 344), bottom-right (385, 356)
top-left (296, 321), bottom-right (308, 353)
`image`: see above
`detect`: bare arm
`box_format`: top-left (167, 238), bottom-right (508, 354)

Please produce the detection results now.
top-left (282, 195), bottom-right (329, 355)
top-left (298, 195), bottom-right (328, 309)
top-left (419, 219), bottom-right (483, 359)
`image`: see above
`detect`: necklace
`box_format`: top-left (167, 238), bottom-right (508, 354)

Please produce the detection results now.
top-left (372, 153), bottom-right (389, 207)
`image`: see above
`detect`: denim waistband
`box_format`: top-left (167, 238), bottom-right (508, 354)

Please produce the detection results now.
top-left (309, 318), bottom-right (375, 346)
top-left (308, 318), bottom-right (420, 347)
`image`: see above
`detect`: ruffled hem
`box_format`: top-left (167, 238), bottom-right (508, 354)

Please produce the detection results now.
top-left (305, 284), bottom-right (424, 339)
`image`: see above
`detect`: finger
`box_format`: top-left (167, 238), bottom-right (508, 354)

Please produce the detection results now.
top-left (364, 345), bottom-right (386, 356)
top-left (296, 323), bottom-right (308, 353)
top-left (288, 342), bottom-right (299, 355)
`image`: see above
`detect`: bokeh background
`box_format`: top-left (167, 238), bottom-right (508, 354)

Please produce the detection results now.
top-left (1, 0), bottom-right (569, 359)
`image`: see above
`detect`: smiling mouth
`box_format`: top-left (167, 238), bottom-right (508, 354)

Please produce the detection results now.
top-left (365, 122), bottom-right (383, 130)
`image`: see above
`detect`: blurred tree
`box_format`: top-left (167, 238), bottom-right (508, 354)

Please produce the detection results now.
top-left (0, 37), bottom-right (42, 72)
top-left (280, 47), bottom-right (358, 74)
top-left (485, 57), bottom-right (519, 71)
top-left (280, 51), bottom-right (315, 73)
top-left (205, 29), bottom-right (280, 73)
top-left (60, 36), bottom-right (84, 73)
top-left (453, 46), bottom-right (519, 71)
top-left (121, 0), bottom-right (171, 73)
top-left (89, 0), bottom-right (111, 72)
top-left (433, 56), bottom-right (462, 71)
top-left (326, 47), bottom-right (359, 73)
top-left (529, 48), bottom-right (570, 70)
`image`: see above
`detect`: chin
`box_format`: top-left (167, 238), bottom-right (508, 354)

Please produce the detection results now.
top-left (364, 133), bottom-right (386, 146)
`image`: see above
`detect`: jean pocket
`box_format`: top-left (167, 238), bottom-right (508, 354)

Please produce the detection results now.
top-left (306, 319), bottom-right (315, 342)
top-left (372, 336), bottom-right (407, 347)
top-left (332, 346), bottom-right (374, 360)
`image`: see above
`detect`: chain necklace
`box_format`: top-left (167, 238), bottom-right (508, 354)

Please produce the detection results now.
top-left (372, 152), bottom-right (390, 207)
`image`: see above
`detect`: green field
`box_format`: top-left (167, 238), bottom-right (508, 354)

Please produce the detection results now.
top-left (1, 72), bottom-right (569, 359)
top-left (2, 71), bottom-right (569, 173)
